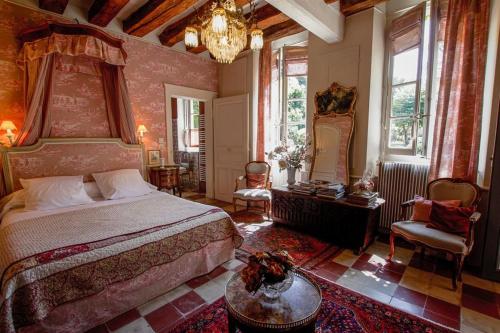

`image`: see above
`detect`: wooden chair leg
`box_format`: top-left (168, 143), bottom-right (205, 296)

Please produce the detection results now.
top-left (452, 254), bottom-right (458, 290)
top-left (457, 254), bottom-right (465, 282)
top-left (387, 231), bottom-right (396, 261)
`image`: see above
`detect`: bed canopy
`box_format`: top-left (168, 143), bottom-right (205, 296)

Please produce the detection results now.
top-left (14, 22), bottom-right (138, 146)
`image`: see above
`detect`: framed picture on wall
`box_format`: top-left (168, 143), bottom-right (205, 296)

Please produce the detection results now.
top-left (148, 150), bottom-right (161, 165)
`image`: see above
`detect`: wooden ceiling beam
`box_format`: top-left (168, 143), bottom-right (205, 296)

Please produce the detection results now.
top-left (336, 0), bottom-right (386, 16)
top-left (88, 0), bottom-right (130, 27)
top-left (186, 45), bottom-right (207, 54)
top-left (123, 0), bottom-right (198, 37)
top-left (263, 19), bottom-right (304, 40)
top-left (160, 3), bottom-right (287, 48)
top-left (38, 0), bottom-right (69, 14)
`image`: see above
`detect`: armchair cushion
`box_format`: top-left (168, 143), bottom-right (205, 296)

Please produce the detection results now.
top-left (428, 201), bottom-right (474, 237)
top-left (233, 188), bottom-right (271, 201)
top-left (247, 173), bottom-right (266, 189)
top-left (392, 221), bottom-right (468, 254)
top-left (410, 196), bottom-right (461, 222)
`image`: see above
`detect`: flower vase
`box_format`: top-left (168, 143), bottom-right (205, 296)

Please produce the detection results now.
top-left (287, 167), bottom-right (297, 188)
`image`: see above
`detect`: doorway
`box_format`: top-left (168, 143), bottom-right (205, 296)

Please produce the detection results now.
top-left (164, 84), bottom-right (217, 198)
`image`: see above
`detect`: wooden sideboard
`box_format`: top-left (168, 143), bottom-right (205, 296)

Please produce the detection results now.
top-left (271, 187), bottom-right (384, 254)
top-left (148, 166), bottom-right (181, 197)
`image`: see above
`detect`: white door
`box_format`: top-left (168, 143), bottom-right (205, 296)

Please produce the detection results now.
top-left (213, 94), bottom-right (249, 202)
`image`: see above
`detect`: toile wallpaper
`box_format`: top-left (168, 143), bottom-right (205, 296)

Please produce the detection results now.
top-left (0, 1), bottom-right (218, 156)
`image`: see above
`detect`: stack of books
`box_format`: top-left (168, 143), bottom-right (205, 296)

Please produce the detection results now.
top-left (290, 182), bottom-right (316, 195)
top-left (316, 183), bottom-right (345, 199)
top-left (347, 192), bottom-right (378, 206)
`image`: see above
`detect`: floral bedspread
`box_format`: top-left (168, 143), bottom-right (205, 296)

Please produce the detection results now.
top-left (0, 194), bottom-right (243, 333)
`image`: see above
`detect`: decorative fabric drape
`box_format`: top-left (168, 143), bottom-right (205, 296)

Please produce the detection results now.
top-left (429, 0), bottom-right (490, 181)
top-left (13, 22), bottom-right (137, 146)
top-left (257, 42), bottom-right (272, 160)
top-left (101, 64), bottom-right (138, 144)
top-left (14, 53), bottom-right (56, 146)
top-left (284, 46), bottom-right (308, 76)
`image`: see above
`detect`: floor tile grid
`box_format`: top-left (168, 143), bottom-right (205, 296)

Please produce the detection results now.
top-left (88, 194), bottom-right (500, 333)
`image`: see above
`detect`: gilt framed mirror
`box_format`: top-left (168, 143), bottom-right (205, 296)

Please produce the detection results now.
top-left (309, 82), bottom-right (357, 185)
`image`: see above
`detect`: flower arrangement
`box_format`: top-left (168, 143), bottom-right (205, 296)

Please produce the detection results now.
top-left (241, 251), bottom-right (295, 293)
top-left (268, 142), bottom-right (310, 171)
top-left (352, 169), bottom-right (375, 194)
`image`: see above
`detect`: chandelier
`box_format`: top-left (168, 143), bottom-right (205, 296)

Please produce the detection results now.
top-left (184, 0), bottom-right (264, 64)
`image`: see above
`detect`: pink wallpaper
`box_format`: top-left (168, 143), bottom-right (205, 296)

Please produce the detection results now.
top-left (0, 2), bottom-right (218, 157)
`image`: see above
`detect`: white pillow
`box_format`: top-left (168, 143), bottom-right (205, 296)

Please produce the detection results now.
top-left (20, 176), bottom-right (94, 211)
top-left (84, 181), bottom-right (102, 198)
top-left (92, 169), bottom-right (153, 200)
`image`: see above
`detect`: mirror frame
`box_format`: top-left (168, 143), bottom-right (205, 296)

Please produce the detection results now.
top-left (309, 82), bottom-right (357, 185)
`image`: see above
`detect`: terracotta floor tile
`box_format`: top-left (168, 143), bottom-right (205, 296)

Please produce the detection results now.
top-left (393, 285), bottom-right (427, 307)
top-left (352, 258), bottom-right (379, 273)
top-left (399, 267), bottom-right (432, 294)
top-left (207, 266), bottom-right (227, 279)
top-left (85, 324), bottom-right (108, 333)
top-left (423, 309), bottom-right (461, 331)
top-left (310, 267), bottom-right (342, 283)
top-left (374, 267), bottom-right (403, 284)
top-left (390, 297), bottom-right (424, 316)
top-left (185, 275), bottom-right (210, 289)
top-left (425, 296), bottom-right (461, 321)
top-left (427, 274), bottom-right (462, 305)
top-left (461, 308), bottom-right (500, 333)
top-left (462, 284), bottom-right (500, 319)
top-left (408, 253), bottom-right (436, 272)
top-left (317, 260), bottom-right (349, 276)
top-left (332, 250), bottom-right (360, 267)
top-left (105, 309), bottom-right (141, 331)
top-left (171, 291), bottom-right (206, 315)
top-left (144, 303), bottom-right (183, 332)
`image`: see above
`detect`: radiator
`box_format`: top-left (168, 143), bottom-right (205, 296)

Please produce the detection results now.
top-left (378, 162), bottom-right (430, 232)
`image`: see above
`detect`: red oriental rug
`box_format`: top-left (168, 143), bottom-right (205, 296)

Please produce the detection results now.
top-left (170, 271), bottom-right (457, 333)
top-left (231, 211), bottom-right (340, 267)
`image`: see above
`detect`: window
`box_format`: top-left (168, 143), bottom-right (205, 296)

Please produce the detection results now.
top-left (276, 46), bottom-right (308, 147)
top-left (385, 1), bottom-right (446, 158)
top-left (188, 100), bottom-right (199, 147)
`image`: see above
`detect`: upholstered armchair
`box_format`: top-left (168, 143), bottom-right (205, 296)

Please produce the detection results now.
top-left (233, 161), bottom-right (272, 217)
top-left (388, 178), bottom-right (481, 289)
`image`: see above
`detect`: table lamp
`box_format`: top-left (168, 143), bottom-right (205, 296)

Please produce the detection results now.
top-left (0, 120), bottom-right (17, 145)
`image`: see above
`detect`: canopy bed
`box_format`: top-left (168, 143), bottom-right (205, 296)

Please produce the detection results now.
top-left (0, 23), bottom-right (242, 333)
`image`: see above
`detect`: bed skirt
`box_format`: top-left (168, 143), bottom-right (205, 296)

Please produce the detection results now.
top-left (20, 238), bottom-right (235, 333)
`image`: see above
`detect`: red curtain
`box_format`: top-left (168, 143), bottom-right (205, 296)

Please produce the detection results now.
top-left (429, 0), bottom-right (490, 182)
top-left (257, 42), bottom-right (272, 161)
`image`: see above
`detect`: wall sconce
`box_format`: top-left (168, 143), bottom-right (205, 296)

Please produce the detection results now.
top-left (0, 121), bottom-right (17, 146)
top-left (137, 124), bottom-right (148, 143)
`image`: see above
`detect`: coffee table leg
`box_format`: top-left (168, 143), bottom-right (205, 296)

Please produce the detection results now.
top-left (228, 312), bottom-right (237, 333)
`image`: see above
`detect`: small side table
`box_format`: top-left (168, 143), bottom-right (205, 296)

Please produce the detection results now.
top-left (225, 270), bottom-right (322, 333)
top-left (148, 166), bottom-right (181, 197)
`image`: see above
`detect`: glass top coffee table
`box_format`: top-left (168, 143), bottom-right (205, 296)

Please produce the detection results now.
top-left (224, 270), bottom-right (322, 333)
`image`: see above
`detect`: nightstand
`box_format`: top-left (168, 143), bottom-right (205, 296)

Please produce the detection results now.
top-left (148, 165), bottom-right (181, 197)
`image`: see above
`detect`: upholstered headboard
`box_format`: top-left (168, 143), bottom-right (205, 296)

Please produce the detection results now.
top-left (2, 138), bottom-right (144, 193)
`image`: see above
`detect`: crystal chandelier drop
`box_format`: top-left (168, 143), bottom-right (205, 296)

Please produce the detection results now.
top-left (184, 0), bottom-right (264, 64)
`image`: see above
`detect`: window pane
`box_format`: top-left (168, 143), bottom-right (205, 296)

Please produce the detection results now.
top-left (389, 118), bottom-right (414, 149)
top-left (391, 84), bottom-right (416, 117)
top-left (192, 114), bottom-right (199, 129)
top-left (287, 100), bottom-right (306, 123)
top-left (392, 48), bottom-right (419, 84)
top-left (287, 124), bottom-right (306, 147)
top-left (287, 76), bottom-right (307, 99)
top-left (191, 100), bottom-right (199, 114)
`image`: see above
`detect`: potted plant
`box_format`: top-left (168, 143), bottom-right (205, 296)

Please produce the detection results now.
top-left (241, 251), bottom-right (295, 299)
top-left (268, 143), bottom-right (310, 187)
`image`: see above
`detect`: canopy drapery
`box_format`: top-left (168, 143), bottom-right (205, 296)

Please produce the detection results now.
top-left (14, 22), bottom-right (137, 146)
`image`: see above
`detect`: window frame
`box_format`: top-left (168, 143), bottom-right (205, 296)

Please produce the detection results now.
top-left (279, 47), bottom-right (308, 146)
top-left (187, 99), bottom-right (199, 148)
top-left (383, 0), bottom-right (440, 160)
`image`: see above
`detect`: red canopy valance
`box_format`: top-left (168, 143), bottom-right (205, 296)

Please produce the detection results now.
top-left (17, 22), bottom-right (127, 66)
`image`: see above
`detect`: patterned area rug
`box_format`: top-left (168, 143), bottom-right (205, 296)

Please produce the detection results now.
top-left (231, 211), bottom-right (340, 267)
top-left (170, 271), bottom-right (457, 333)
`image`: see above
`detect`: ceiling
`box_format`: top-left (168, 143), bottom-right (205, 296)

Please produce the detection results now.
top-left (11, 0), bottom-right (386, 59)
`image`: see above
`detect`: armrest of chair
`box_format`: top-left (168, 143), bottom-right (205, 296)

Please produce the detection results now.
top-left (234, 176), bottom-right (246, 191)
top-left (399, 199), bottom-right (416, 221)
top-left (466, 211), bottom-right (481, 248)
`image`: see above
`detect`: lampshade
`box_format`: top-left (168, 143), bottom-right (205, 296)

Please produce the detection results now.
top-left (185, 26), bottom-right (199, 47)
top-left (250, 29), bottom-right (264, 50)
top-left (0, 120), bottom-right (16, 131)
top-left (137, 125), bottom-right (148, 134)
top-left (211, 7), bottom-right (228, 33)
